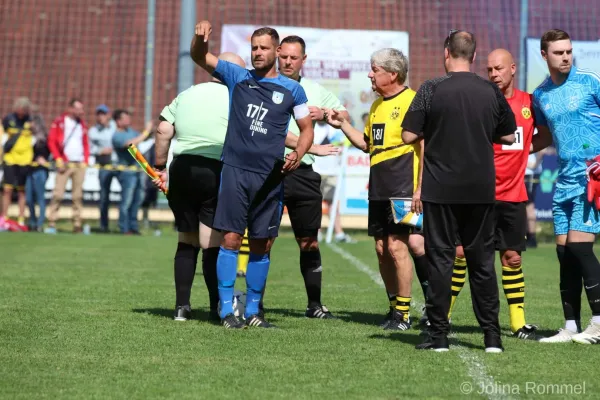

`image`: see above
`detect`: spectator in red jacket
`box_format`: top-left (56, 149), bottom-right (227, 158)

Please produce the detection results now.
top-left (45, 98), bottom-right (89, 234)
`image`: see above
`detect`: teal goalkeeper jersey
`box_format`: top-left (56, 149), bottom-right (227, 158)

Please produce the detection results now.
top-left (285, 77), bottom-right (346, 165)
top-left (160, 82), bottom-right (229, 160)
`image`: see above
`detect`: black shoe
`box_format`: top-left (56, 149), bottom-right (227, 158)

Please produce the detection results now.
top-left (221, 313), bottom-right (246, 329)
top-left (526, 235), bottom-right (537, 249)
top-left (484, 334), bottom-right (504, 353)
top-left (416, 335), bottom-right (449, 351)
top-left (245, 314), bottom-right (277, 328)
top-left (173, 305), bottom-right (192, 321)
top-left (379, 308), bottom-right (393, 328)
top-left (513, 324), bottom-right (542, 341)
top-left (305, 305), bottom-right (337, 319)
top-left (209, 309), bottom-right (220, 322)
top-left (384, 309), bottom-right (412, 331)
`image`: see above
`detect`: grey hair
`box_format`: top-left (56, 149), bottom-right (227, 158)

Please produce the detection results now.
top-left (13, 97), bottom-right (32, 111)
top-left (370, 48), bottom-right (409, 84)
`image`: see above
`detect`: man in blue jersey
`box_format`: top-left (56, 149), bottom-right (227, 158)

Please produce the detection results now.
top-left (191, 21), bottom-right (315, 329)
top-left (531, 29), bottom-right (600, 344)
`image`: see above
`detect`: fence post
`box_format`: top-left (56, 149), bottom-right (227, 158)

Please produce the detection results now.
top-left (144, 0), bottom-right (156, 123)
top-left (178, 0), bottom-right (196, 94)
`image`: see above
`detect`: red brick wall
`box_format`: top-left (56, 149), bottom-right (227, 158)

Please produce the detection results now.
top-left (0, 0), bottom-right (597, 129)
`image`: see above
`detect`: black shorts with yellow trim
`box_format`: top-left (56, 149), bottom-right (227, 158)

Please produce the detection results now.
top-left (368, 200), bottom-right (412, 237)
top-left (494, 200), bottom-right (527, 252)
top-left (2, 164), bottom-right (28, 190)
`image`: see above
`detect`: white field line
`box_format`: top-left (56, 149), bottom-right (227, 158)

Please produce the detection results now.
top-left (326, 243), bottom-right (513, 400)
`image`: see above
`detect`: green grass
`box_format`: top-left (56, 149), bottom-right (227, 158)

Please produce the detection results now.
top-left (0, 230), bottom-right (598, 399)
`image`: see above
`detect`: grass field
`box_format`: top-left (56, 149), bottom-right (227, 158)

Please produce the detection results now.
top-left (0, 228), bottom-right (598, 399)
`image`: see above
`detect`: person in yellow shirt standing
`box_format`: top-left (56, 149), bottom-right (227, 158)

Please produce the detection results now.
top-left (325, 48), bottom-right (422, 330)
top-left (1, 97), bottom-right (34, 230)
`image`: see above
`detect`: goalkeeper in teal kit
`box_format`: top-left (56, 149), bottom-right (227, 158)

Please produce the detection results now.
top-left (531, 29), bottom-right (600, 344)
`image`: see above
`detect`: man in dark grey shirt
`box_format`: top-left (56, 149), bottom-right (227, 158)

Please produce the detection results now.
top-left (402, 30), bottom-right (516, 352)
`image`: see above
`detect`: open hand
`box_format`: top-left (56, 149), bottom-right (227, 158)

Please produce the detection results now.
top-left (308, 106), bottom-right (325, 121)
top-left (313, 144), bottom-right (341, 157)
top-left (323, 108), bottom-right (345, 129)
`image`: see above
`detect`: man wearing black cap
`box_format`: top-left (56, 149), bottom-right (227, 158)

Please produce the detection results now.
top-left (88, 104), bottom-right (117, 232)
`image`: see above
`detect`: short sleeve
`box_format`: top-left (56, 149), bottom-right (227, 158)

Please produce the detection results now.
top-left (292, 85), bottom-right (310, 120)
top-left (493, 85), bottom-right (517, 139)
top-left (212, 60), bottom-right (249, 88)
top-left (532, 91), bottom-right (548, 127)
top-left (401, 81), bottom-right (433, 137)
top-left (160, 95), bottom-right (178, 125)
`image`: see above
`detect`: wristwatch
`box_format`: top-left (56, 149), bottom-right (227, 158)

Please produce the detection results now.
top-left (154, 164), bottom-right (166, 171)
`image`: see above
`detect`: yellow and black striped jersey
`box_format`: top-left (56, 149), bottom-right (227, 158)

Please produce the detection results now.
top-left (363, 87), bottom-right (419, 200)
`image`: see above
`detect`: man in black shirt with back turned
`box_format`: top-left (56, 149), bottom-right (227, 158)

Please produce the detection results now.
top-left (401, 30), bottom-right (517, 352)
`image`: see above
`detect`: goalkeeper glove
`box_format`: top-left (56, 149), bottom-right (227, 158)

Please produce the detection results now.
top-left (585, 156), bottom-right (600, 210)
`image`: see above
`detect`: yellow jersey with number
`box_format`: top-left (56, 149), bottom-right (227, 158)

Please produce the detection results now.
top-left (363, 87), bottom-right (419, 200)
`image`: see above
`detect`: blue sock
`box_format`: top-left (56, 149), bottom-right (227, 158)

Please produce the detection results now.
top-left (217, 247), bottom-right (238, 319)
top-left (245, 252), bottom-right (270, 318)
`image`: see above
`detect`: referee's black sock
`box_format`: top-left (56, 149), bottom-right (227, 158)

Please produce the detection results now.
top-left (174, 242), bottom-right (200, 307)
top-left (202, 247), bottom-right (220, 311)
top-left (300, 250), bottom-right (322, 309)
top-left (412, 254), bottom-right (429, 302)
top-left (565, 242), bottom-right (600, 316)
top-left (557, 244), bottom-right (582, 323)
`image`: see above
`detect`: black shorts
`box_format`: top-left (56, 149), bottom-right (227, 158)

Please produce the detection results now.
top-left (494, 200), bottom-right (527, 252)
top-left (2, 164), bottom-right (28, 190)
top-left (283, 165), bottom-right (322, 237)
top-left (368, 200), bottom-right (412, 237)
top-left (525, 174), bottom-right (539, 204)
top-left (167, 155), bottom-right (222, 232)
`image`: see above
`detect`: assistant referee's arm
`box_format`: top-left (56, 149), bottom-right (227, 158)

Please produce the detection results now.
top-left (155, 119), bottom-right (175, 167)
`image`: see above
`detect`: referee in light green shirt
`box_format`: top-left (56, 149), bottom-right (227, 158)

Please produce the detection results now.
top-left (266, 35), bottom-right (350, 319)
top-left (153, 52), bottom-right (247, 322)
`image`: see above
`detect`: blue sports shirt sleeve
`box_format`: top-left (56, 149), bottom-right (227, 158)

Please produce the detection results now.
top-left (532, 92), bottom-right (548, 127)
top-left (212, 60), bottom-right (249, 89)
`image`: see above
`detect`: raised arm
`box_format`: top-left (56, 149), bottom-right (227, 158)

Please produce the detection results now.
top-left (323, 109), bottom-right (368, 152)
top-left (190, 20), bottom-right (219, 75)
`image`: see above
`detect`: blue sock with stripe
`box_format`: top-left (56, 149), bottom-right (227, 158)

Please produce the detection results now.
top-left (217, 247), bottom-right (238, 319)
top-left (245, 252), bottom-right (270, 318)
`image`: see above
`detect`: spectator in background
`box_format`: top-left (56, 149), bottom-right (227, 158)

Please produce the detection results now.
top-left (46, 98), bottom-right (89, 234)
top-left (25, 103), bottom-right (50, 232)
top-left (111, 109), bottom-right (152, 235)
top-left (361, 112), bottom-right (369, 132)
top-left (88, 104), bottom-right (117, 233)
top-left (525, 150), bottom-right (544, 248)
top-left (0, 97), bottom-right (33, 230)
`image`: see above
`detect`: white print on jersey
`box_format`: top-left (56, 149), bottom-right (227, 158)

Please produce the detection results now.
top-left (247, 102), bottom-right (269, 136)
top-left (502, 126), bottom-right (524, 151)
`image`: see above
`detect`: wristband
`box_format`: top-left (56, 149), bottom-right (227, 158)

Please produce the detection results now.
top-left (154, 164), bottom-right (166, 171)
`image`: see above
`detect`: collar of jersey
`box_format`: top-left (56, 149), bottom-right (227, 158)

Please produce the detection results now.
top-left (383, 86), bottom-right (408, 101)
top-left (250, 70), bottom-right (284, 82)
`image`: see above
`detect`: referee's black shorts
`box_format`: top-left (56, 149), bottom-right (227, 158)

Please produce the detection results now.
top-left (167, 154), bottom-right (222, 232)
top-left (494, 200), bottom-right (527, 252)
top-left (283, 164), bottom-right (322, 238)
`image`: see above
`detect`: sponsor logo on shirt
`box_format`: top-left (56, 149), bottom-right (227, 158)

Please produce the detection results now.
top-left (521, 106), bottom-right (531, 119)
top-left (272, 91), bottom-right (284, 104)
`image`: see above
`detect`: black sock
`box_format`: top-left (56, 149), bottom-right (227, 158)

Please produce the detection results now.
top-left (174, 242), bottom-right (200, 307)
top-left (412, 254), bottom-right (429, 302)
top-left (557, 244), bottom-right (583, 321)
top-left (566, 242), bottom-right (600, 315)
top-left (202, 247), bottom-right (219, 311)
top-left (300, 250), bottom-right (322, 308)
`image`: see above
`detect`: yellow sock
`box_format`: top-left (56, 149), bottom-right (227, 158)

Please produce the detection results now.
top-left (502, 266), bottom-right (526, 332)
top-left (395, 296), bottom-right (411, 321)
top-left (448, 257), bottom-right (467, 319)
top-left (18, 216), bottom-right (25, 225)
top-left (237, 233), bottom-right (249, 274)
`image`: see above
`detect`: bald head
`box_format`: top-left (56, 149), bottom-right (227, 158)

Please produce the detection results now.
top-left (218, 52), bottom-right (246, 68)
top-left (486, 48), bottom-right (516, 96)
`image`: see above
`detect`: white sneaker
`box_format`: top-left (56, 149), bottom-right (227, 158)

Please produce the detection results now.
top-left (539, 328), bottom-right (577, 343)
top-left (572, 321), bottom-right (600, 344)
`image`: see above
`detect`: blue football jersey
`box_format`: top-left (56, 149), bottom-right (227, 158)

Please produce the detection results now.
top-left (213, 60), bottom-right (309, 174)
top-left (533, 66), bottom-right (600, 203)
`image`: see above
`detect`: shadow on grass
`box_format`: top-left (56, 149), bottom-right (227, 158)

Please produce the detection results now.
top-left (369, 332), bottom-right (485, 350)
top-left (132, 308), bottom-right (220, 324)
top-left (262, 308), bottom-right (385, 326)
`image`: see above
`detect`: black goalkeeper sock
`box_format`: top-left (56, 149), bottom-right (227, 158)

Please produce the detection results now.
top-left (202, 247), bottom-right (219, 311)
top-left (300, 250), bottom-right (322, 308)
top-left (412, 254), bottom-right (429, 302)
top-left (174, 242), bottom-right (200, 307)
top-left (558, 244), bottom-right (583, 321)
top-left (566, 242), bottom-right (600, 316)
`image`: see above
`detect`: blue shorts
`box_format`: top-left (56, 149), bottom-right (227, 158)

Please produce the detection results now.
top-left (213, 163), bottom-right (285, 239)
top-left (553, 193), bottom-right (600, 235)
